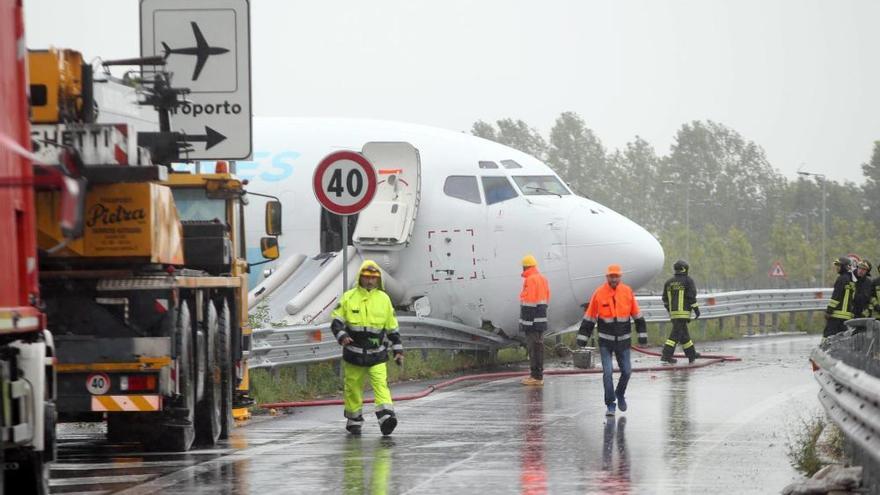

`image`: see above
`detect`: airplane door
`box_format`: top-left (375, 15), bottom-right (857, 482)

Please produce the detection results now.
top-left (427, 228), bottom-right (479, 283)
top-left (352, 142), bottom-right (421, 251)
top-left (426, 227), bottom-right (484, 328)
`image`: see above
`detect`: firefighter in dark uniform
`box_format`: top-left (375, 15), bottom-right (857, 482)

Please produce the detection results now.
top-left (823, 257), bottom-right (857, 338)
top-left (661, 260), bottom-right (701, 364)
top-left (852, 260), bottom-right (873, 318)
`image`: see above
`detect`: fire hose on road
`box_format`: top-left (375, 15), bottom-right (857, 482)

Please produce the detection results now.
top-left (259, 346), bottom-right (741, 410)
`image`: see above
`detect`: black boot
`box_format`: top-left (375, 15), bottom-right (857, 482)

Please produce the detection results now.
top-left (683, 341), bottom-right (699, 363)
top-left (346, 416), bottom-right (364, 435)
top-left (661, 342), bottom-right (677, 364)
top-left (377, 410), bottom-right (397, 436)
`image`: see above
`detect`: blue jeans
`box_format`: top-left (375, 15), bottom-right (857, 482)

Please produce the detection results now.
top-left (599, 345), bottom-right (632, 406)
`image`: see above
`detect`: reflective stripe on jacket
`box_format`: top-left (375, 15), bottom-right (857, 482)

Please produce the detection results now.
top-left (662, 274), bottom-right (697, 320)
top-left (519, 266), bottom-right (550, 333)
top-left (826, 273), bottom-right (856, 321)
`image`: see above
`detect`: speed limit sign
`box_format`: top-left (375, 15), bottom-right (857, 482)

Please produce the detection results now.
top-left (312, 150), bottom-right (377, 215)
top-left (86, 372), bottom-right (111, 395)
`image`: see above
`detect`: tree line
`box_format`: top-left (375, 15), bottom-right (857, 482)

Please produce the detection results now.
top-left (472, 112), bottom-right (880, 291)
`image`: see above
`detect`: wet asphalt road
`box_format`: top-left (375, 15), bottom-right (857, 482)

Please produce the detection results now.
top-left (51, 334), bottom-right (821, 494)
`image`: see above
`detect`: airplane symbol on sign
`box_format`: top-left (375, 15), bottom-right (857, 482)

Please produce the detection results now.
top-left (161, 21), bottom-right (229, 81)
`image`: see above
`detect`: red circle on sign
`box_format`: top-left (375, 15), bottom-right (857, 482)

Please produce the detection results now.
top-left (312, 150), bottom-right (377, 215)
top-left (86, 372), bottom-right (111, 395)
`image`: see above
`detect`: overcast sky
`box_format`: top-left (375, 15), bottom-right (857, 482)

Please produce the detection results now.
top-left (25, 0), bottom-right (880, 183)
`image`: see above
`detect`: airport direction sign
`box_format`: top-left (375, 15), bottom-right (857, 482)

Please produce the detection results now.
top-left (140, 0), bottom-right (252, 160)
top-left (313, 151), bottom-right (377, 216)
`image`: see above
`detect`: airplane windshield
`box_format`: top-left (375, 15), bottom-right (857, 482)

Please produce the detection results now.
top-left (172, 188), bottom-right (227, 223)
top-left (512, 176), bottom-right (571, 196)
top-left (481, 176), bottom-right (519, 205)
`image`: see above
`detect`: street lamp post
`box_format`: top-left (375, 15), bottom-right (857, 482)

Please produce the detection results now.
top-left (663, 180), bottom-right (690, 261)
top-left (685, 182), bottom-right (690, 262)
top-left (798, 171), bottom-right (826, 285)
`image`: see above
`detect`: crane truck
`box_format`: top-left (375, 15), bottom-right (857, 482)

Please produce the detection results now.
top-left (25, 41), bottom-right (279, 456)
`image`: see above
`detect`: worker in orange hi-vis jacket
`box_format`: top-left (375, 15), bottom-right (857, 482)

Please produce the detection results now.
top-left (577, 264), bottom-right (647, 416)
top-left (519, 254), bottom-right (550, 386)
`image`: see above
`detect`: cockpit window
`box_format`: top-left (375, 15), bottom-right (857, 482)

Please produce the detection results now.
top-left (500, 159), bottom-right (522, 169)
top-left (443, 176), bottom-right (481, 204)
top-left (478, 161), bottom-right (499, 169)
top-left (512, 175), bottom-right (571, 196)
top-left (481, 176), bottom-right (519, 205)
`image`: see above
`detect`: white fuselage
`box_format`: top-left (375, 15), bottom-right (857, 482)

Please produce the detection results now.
top-left (241, 117), bottom-right (664, 336)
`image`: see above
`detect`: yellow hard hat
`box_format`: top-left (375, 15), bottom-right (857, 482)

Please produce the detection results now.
top-left (522, 254), bottom-right (537, 267)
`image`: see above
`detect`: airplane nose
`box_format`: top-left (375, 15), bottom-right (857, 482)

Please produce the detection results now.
top-left (624, 221), bottom-right (665, 289)
top-left (566, 202), bottom-right (665, 300)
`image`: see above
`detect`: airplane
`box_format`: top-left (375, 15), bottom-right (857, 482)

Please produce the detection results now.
top-left (238, 117), bottom-right (664, 340)
top-left (161, 21), bottom-right (229, 81)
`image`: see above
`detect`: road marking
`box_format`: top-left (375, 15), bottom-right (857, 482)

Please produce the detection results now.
top-left (401, 439), bottom-right (510, 495)
top-left (684, 382), bottom-right (817, 491)
top-left (113, 432), bottom-right (332, 495)
top-left (110, 377), bottom-right (507, 493)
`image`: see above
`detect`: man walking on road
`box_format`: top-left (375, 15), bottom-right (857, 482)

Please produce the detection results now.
top-left (331, 260), bottom-right (403, 436)
top-left (577, 264), bottom-right (647, 416)
top-left (661, 260), bottom-right (701, 364)
top-left (520, 254), bottom-right (550, 386)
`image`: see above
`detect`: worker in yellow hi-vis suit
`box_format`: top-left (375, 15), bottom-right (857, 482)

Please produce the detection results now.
top-left (331, 260), bottom-right (403, 436)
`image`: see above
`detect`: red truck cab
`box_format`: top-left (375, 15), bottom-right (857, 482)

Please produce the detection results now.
top-left (0, 1), bottom-right (56, 493)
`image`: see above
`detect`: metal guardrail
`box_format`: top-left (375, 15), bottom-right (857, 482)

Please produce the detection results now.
top-left (811, 318), bottom-right (880, 492)
top-left (637, 288), bottom-right (831, 322)
top-left (249, 315), bottom-right (511, 370)
top-left (251, 288), bottom-right (833, 369)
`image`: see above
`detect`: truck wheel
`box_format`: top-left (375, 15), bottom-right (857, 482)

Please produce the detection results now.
top-left (194, 299), bottom-right (206, 404)
top-left (216, 299), bottom-right (234, 438)
top-left (44, 401), bottom-right (57, 463)
top-left (155, 302), bottom-right (195, 452)
top-left (4, 449), bottom-right (49, 495)
top-left (195, 302), bottom-right (221, 446)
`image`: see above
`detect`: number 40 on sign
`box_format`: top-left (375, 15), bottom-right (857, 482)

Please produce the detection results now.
top-left (312, 150), bottom-right (377, 216)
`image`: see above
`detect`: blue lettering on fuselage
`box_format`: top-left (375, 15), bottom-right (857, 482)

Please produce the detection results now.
top-left (172, 151), bottom-right (298, 183)
top-left (236, 151), bottom-right (299, 183)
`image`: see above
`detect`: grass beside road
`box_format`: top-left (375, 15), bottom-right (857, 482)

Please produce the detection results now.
top-left (786, 414), bottom-right (845, 476)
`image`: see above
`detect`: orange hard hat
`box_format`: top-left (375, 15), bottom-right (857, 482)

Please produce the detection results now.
top-left (606, 264), bottom-right (622, 276)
